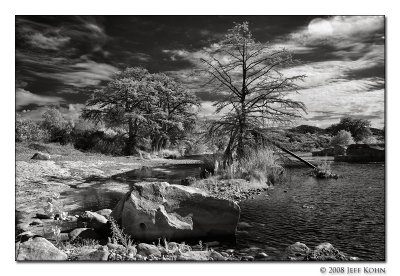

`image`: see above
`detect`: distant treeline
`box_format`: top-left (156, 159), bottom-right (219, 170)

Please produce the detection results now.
top-left (16, 107), bottom-right (384, 155)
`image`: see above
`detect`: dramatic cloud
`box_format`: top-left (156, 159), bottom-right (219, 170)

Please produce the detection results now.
top-left (15, 16), bottom-right (385, 127)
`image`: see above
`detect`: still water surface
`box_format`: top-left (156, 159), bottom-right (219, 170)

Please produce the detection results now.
top-left (238, 162), bottom-right (385, 261)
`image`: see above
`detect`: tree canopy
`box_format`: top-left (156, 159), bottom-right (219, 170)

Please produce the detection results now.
top-left (200, 22), bottom-right (306, 160)
top-left (82, 67), bottom-right (199, 155)
top-left (326, 117), bottom-right (372, 142)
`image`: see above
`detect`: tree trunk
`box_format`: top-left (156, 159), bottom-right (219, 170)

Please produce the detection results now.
top-left (237, 117), bottom-right (245, 159)
top-left (237, 43), bottom-right (247, 160)
top-left (125, 119), bottom-right (136, 155)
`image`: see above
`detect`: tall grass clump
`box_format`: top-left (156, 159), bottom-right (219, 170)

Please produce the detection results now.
top-left (200, 148), bottom-right (284, 185)
top-left (238, 148), bottom-right (285, 185)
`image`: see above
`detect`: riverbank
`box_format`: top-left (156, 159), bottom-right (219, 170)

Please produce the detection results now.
top-left (16, 142), bottom-right (370, 261)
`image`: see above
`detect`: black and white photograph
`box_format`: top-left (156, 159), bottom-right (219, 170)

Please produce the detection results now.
top-left (9, 7), bottom-right (391, 271)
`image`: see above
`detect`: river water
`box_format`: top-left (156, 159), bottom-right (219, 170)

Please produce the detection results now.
top-left (238, 162), bottom-right (385, 261)
top-left (62, 160), bottom-right (385, 261)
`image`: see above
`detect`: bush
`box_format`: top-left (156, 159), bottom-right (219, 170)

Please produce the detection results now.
top-left (16, 115), bottom-right (49, 142)
top-left (73, 130), bottom-right (126, 155)
top-left (41, 108), bottom-right (73, 144)
top-left (329, 130), bottom-right (355, 147)
top-left (361, 136), bottom-right (378, 144)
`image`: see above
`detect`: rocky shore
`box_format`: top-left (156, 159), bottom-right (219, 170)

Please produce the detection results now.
top-left (16, 150), bottom-right (360, 261)
top-left (16, 180), bottom-right (359, 261)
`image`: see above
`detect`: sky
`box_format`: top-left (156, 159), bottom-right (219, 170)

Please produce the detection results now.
top-left (15, 15), bottom-right (385, 128)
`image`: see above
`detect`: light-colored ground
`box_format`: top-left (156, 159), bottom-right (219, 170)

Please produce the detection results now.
top-left (16, 142), bottom-right (202, 216)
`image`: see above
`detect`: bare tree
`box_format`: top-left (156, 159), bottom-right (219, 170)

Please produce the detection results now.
top-left (201, 22), bottom-right (307, 160)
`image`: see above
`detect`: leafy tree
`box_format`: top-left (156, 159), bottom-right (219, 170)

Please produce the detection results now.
top-left (147, 73), bottom-right (199, 150)
top-left (200, 22), bottom-right (306, 160)
top-left (82, 67), bottom-right (199, 155)
top-left (329, 130), bottom-right (355, 147)
top-left (82, 67), bottom-right (151, 154)
top-left (326, 117), bottom-right (372, 142)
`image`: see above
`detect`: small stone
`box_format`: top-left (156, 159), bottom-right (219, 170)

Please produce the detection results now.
top-left (16, 223), bottom-right (30, 232)
top-left (220, 252), bottom-right (229, 258)
top-left (68, 228), bottom-right (100, 241)
top-left (29, 219), bottom-right (43, 226)
top-left (241, 255), bottom-right (254, 261)
top-left (135, 254), bottom-right (146, 261)
top-left (66, 215), bottom-right (78, 222)
top-left (95, 209), bottom-right (112, 218)
top-left (256, 252), bottom-right (268, 259)
top-left (77, 248), bottom-right (109, 261)
top-left (36, 213), bottom-right (52, 219)
top-left (137, 243), bottom-right (161, 257)
top-left (16, 231), bottom-right (38, 242)
top-left (31, 152), bottom-right (51, 160)
top-left (77, 211), bottom-right (108, 231)
top-left (107, 243), bottom-right (125, 251)
top-left (210, 251), bottom-right (226, 261)
top-left (286, 242), bottom-right (310, 261)
top-left (177, 251), bottom-right (210, 261)
top-left (16, 237), bottom-right (67, 261)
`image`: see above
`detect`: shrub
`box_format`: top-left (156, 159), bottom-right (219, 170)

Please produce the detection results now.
top-left (74, 130), bottom-right (126, 155)
top-left (16, 115), bottom-right (49, 142)
top-left (41, 108), bottom-right (73, 144)
top-left (329, 130), bottom-right (355, 147)
top-left (309, 161), bottom-right (339, 179)
top-left (361, 136), bottom-right (378, 144)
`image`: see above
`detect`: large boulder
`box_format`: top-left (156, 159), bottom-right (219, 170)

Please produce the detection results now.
top-left (16, 237), bottom-right (67, 261)
top-left (31, 152), bottom-right (51, 160)
top-left (111, 182), bottom-right (240, 242)
top-left (345, 143), bottom-right (385, 162)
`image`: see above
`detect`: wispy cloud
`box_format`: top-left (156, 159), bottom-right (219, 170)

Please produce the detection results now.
top-left (16, 88), bottom-right (63, 108)
top-left (45, 60), bottom-right (118, 88)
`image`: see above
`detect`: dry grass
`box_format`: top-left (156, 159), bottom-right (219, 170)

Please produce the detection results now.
top-left (200, 148), bottom-right (284, 185)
